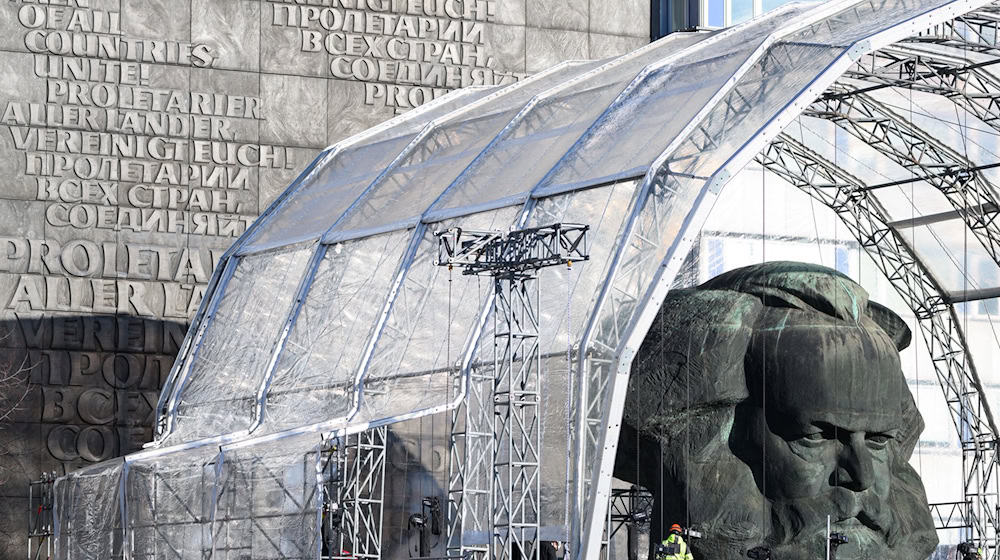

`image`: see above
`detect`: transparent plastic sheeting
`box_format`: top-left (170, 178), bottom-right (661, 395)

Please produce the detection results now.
top-left (325, 62), bottom-right (605, 240)
top-left (241, 86), bottom-right (497, 253)
top-left (54, 435), bottom-right (322, 560)
top-left (168, 247), bottom-right (315, 442)
top-left (261, 231), bottom-right (413, 433)
top-left (429, 33), bottom-right (712, 219)
top-left (54, 460), bottom-right (123, 560)
top-left (56, 0), bottom-right (1000, 557)
top-left (127, 446), bottom-right (220, 560)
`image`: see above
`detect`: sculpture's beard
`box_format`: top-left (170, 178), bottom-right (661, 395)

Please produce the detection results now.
top-left (765, 489), bottom-right (899, 560)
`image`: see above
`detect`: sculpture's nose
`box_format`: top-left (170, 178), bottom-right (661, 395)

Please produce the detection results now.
top-left (834, 432), bottom-right (875, 492)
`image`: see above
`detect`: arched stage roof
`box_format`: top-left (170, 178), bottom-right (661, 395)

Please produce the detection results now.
top-left (55, 0), bottom-right (1000, 558)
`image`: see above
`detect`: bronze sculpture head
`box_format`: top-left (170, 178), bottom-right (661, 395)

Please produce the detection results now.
top-left (617, 261), bottom-right (936, 560)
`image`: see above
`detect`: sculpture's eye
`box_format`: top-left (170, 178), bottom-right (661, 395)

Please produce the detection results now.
top-left (866, 433), bottom-right (892, 449)
top-left (796, 431), bottom-right (827, 447)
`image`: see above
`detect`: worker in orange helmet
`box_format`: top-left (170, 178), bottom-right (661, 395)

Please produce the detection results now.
top-left (654, 524), bottom-right (694, 560)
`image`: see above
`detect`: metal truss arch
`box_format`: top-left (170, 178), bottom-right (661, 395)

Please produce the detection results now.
top-left (843, 45), bottom-right (1000, 128)
top-left (807, 88), bottom-right (1000, 279)
top-left (757, 133), bottom-right (1000, 558)
top-left (908, 9), bottom-right (1000, 57)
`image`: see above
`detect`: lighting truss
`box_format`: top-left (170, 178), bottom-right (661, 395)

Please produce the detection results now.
top-left (448, 355), bottom-right (493, 559)
top-left (322, 427), bottom-right (387, 560)
top-left (757, 133), bottom-right (1000, 559)
top-left (437, 224), bottom-right (590, 560)
top-left (807, 87), bottom-right (1000, 274)
top-left (437, 224), bottom-right (590, 278)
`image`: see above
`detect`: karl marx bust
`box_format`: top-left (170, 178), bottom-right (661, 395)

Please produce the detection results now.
top-left (616, 262), bottom-right (937, 560)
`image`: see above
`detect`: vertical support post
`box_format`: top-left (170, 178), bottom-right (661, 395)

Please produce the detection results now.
top-left (493, 272), bottom-right (541, 560)
top-left (27, 475), bottom-right (54, 560)
top-left (324, 427), bottom-right (387, 560)
top-left (448, 399), bottom-right (466, 556)
top-left (450, 344), bottom-right (494, 559)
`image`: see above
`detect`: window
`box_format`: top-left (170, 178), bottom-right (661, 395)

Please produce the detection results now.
top-left (731, 0), bottom-right (754, 24)
top-left (978, 257), bottom-right (998, 315)
top-left (835, 247), bottom-right (850, 275)
top-left (708, 238), bottom-right (724, 277)
top-left (707, 0), bottom-right (725, 27)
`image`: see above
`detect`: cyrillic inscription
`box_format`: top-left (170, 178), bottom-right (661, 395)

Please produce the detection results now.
top-left (267, 0), bottom-right (523, 112)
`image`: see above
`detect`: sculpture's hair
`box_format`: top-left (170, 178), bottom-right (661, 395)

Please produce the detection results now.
top-left (622, 261), bottom-right (936, 558)
top-left (626, 261), bottom-right (919, 446)
top-left (700, 261), bottom-right (912, 351)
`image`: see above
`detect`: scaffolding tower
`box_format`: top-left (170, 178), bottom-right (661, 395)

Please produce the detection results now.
top-left (437, 223), bottom-right (589, 560)
top-left (322, 426), bottom-right (388, 560)
top-left (601, 487), bottom-right (653, 560)
top-left (28, 473), bottom-right (55, 560)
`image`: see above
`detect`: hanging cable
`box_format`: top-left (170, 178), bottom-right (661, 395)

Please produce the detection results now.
top-left (684, 333), bottom-right (691, 533)
top-left (760, 150), bottom-right (768, 543)
top-left (659, 292), bottom-right (666, 543)
top-left (909, 83), bottom-right (926, 480)
top-left (833, 123), bottom-right (840, 503)
top-left (960, 33), bottom-right (973, 548)
top-left (564, 259), bottom-right (575, 539)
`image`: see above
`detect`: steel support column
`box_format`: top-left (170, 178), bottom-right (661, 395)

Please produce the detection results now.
top-left (492, 271), bottom-right (543, 560)
top-left (757, 133), bottom-right (1000, 559)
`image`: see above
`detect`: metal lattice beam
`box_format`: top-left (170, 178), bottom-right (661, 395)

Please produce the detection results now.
top-left (493, 273), bottom-right (543, 560)
top-left (931, 501), bottom-right (973, 530)
top-left (28, 475), bottom-right (55, 560)
top-left (807, 88), bottom-right (1000, 273)
top-left (840, 46), bottom-right (1000, 127)
top-left (757, 133), bottom-right (1000, 558)
top-left (447, 359), bottom-right (494, 559)
top-left (906, 11), bottom-right (1000, 58)
top-left (600, 487), bottom-right (653, 560)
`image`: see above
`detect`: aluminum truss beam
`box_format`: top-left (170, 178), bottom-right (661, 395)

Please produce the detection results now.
top-left (932, 501), bottom-right (974, 530)
top-left (907, 10), bottom-right (1000, 58)
top-left (437, 224), bottom-right (589, 560)
top-left (807, 88), bottom-right (1000, 276)
top-left (840, 46), bottom-right (1000, 128)
top-left (322, 427), bottom-right (388, 560)
top-left (756, 133), bottom-right (1000, 559)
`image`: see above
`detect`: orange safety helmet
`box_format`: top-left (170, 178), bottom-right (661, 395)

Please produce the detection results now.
top-left (670, 524), bottom-right (683, 535)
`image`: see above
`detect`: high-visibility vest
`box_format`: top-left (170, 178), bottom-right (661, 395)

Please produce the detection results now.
top-left (657, 534), bottom-right (694, 560)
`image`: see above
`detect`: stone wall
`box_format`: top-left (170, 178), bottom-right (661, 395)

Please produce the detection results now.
top-left (0, 0), bottom-right (649, 556)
